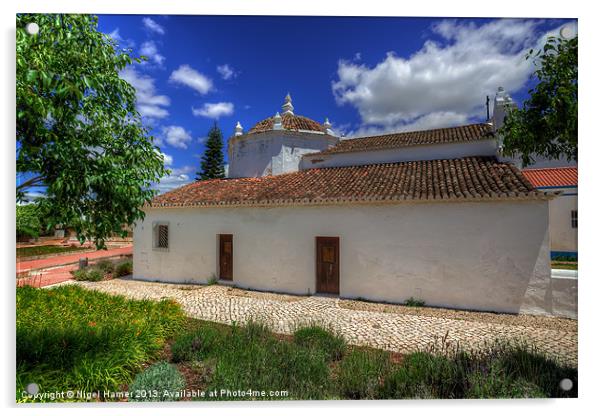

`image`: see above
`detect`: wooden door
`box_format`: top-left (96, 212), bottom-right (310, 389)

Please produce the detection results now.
top-left (316, 237), bottom-right (339, 294)
top-left (219, 234), bottom-right (233, 281)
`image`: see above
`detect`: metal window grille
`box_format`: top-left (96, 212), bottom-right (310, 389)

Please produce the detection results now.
top-left (571, 211), bottom-right (577, 228)
top-left (571, 210), bottom-right (578, 229)
top-left (157, 225), bottom-right (169, 248)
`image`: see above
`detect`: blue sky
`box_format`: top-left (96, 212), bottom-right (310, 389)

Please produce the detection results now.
top-left (96, 15), bottom-right (576, 193)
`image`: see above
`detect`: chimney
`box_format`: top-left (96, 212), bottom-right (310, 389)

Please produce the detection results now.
top-left (323, 118), bottom-right (334, 136)
top-left (492, 87), bottom-right (517, 132)
top-left (273, 112), bottom-right (283, 130)
top-left (234, 121), bottom-right (243, 136)
top-left (282, 93), bottom-right (294, 115)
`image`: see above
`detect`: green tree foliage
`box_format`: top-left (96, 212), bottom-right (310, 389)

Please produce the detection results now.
top-left (16, 204), bottom-right (42, 238)
top-left (17, 14), bottom-right (167, 248)
top-left (500, 35), bottom-right (577, 166)
top-left (197, 122), bottom-right (226, 180)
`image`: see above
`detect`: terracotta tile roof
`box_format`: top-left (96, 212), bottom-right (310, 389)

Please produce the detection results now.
top-left (150, 157), bottom-right (547, 208)
top-left (311, 123), bottom-right (494, 155)
top-left (522, 167), bottom-right (578, 188)
top-left (248, 113), bottom-right (325, 134)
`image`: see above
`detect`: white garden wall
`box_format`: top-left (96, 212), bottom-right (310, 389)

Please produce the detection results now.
top-left (134, 200), bottom-right (555, 315)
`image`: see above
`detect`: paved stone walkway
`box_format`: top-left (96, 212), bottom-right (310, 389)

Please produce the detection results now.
top-left (70, 278), bottom-right (577, 366)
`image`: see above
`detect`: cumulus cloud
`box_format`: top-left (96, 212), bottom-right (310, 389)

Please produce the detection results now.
top-left (120, 67), bottom-right (170, 120)
top-left (192, 102), bottom-right (234, 119)
top-left (161, 152), bottom-right (173, 166)
top-left (169, 65), bottom-right (213, 95)
top-left (160, 125), bottom-right (193, 149)
top-left (108, 28), bottom-right (123, 42)
top-left (344, 112), bottom-right (471, 138)
top-left (171, 165), bottom-right (195, 176)
top-left (140, 41), bottom-right (165, 66)
top-left (154, 173), bottom-right (191, 194)
top-left (142, 17), bottom-right (165, 35)
top-left (332, 19), bottom-right (564, 135)
top-left (154, 165), bottom-right (197, 194)
top-left (217, 64), bottom-right (237, 80)
top-left (107, 28), bottom-right (136, 49)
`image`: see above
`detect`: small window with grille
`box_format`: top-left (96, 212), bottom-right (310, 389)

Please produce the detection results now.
top-left (153, 222), bottom-right (169, 251)
top-left (571, 210), bottom-right (578, 229)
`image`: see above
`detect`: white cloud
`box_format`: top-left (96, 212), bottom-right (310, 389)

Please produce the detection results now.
top-left (108, 28), bottom-right (123, 42)
top-left (142, 17), bottom-right (165, 35)
top-left (171, 165), bottom-right (195, 176)
top-left (154, 166), bottom-right (196, 194)
top-left (332, 19), bottom-right (563, 135)
top-left (161, 152), bottom-right (173, 166)
top-left (169, 65), bottom-right (213, 95)
top-left (192, 102), bottom-right (234, 119)
top-left (161, 125), bottom-right (193, 149)
top-left (107, 28), bottom-right (136, 49)
top-left (155, 173), bottom-right (191, 194)
top-left (140, 41), bottom-right (165, 66)
top-left (345, 112), bottom-right (470, 138)
top-left (217, 64), bottom-right (237, 80)
top-left (120, 67), bottom-right (170, 120)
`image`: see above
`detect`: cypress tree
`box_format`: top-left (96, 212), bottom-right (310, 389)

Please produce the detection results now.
top-left (197, 122), bottom-right (226, 180)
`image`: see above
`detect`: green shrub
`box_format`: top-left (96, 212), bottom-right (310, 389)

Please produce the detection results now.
top-left (380, 352), bottom-right (465, 399)
top-left (338, 349), bottom-right (390, 399)
top-left (198, 321), bottom-right (331, 400)
top-left (16, 285), bottom-right (185, 402)
top-left (465, 362), bottom-right (546, 398)
top-left (404, 297), bottom-right (426, 307)
top-left (380, 343), bottom-right (577, 399)
top-left (128, 361), bottom-right (185, 402)
top-left (206, 273), bottom-right (218, 285)
top-left (241, 320), bottom-right (273, 341)
top-left (471, 343), bottom-right (577, 398)
top-left (71, 269), bottom-right (88, 281)
top-left (171, 326), bottom-right (225, 362)
top-left (95, 259), bottom-right (115, 274)
top-left (293, 324), bottom-right (347, 361)
top-left (16, 204), bottom-right (41, 238)
top-left (115, 261), bottom-right (133, 277)
top-left (85, 268), bottom-right (104, 281)
top-left (70, 268), bottom-right (103, 282)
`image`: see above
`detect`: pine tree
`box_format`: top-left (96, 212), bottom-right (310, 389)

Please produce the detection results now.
top-left (197, 122), bottom-right (226, 180)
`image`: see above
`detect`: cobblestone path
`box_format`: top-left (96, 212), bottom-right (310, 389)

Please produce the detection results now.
top-left (70, 278), bottom-right (577, 366)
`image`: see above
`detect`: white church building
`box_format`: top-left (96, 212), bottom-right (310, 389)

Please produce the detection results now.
top-left (133, 92), bottom-right (571, 317)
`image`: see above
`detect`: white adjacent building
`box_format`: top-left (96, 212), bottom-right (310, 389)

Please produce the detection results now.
top-left (133, 93), bottom-right (574, 317)
top-left (522, 167), bottom-right (578, 259)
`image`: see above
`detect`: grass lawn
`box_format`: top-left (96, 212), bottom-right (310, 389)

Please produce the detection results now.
top-left (551, 261), bottom-right (578, 270)
top-left (17, 286), bottom-right (577, 402)
top-left (16, 285), bottom-right (185, 402)
top-left (16, 244), bottom-right (92, 258)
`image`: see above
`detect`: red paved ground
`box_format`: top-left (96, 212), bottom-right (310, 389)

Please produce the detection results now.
top-left (17, 264), bottom-right (79, 288)
top-left (17, 245), bottom-right (132, 273)
top-left (16, 245), bottom-right (133, 288)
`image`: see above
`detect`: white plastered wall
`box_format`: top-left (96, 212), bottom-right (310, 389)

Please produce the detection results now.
top-left (545, 186), bottom-right (578, 253)
top-left (228, 131), bottom-right (338, 178)
top-left (300, 139), bottom-right (498, 170)
top-left (134, 199), bottom-right (555, 315)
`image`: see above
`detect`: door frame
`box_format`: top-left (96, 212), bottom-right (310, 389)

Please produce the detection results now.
top-left (218, 234), bottom-right (233, 281)
top-left (315, 236), bottom-right (340, 295)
